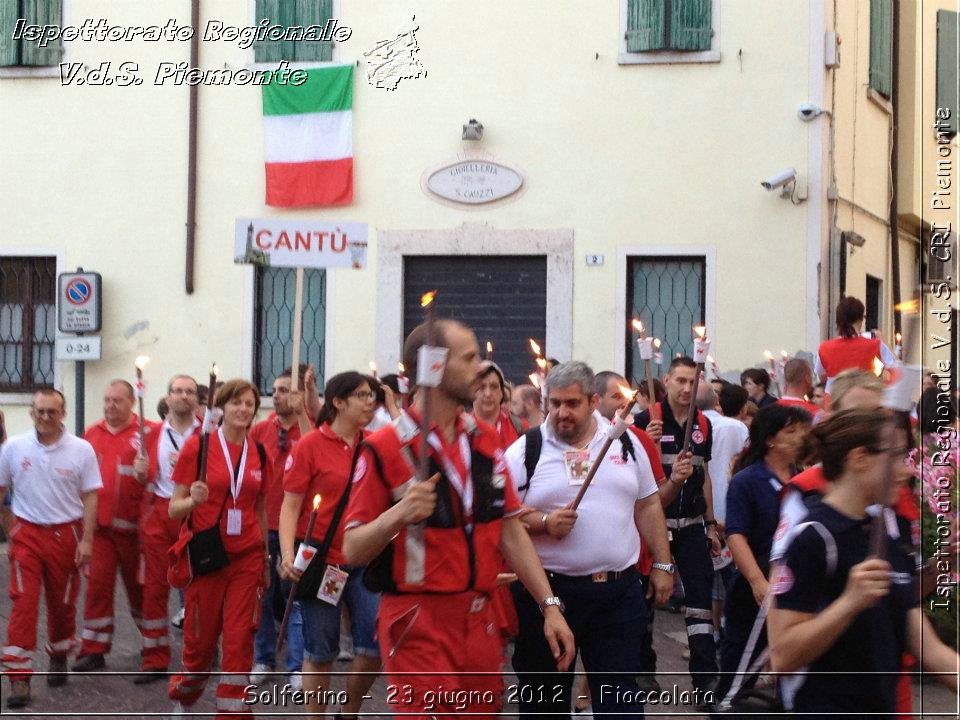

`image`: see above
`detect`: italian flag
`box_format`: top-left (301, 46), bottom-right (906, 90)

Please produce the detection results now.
top-left (262, 64), bottom-right (353, 207)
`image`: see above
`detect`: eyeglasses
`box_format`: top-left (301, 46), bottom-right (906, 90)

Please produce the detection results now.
top-left (350, 391), bottom-right (376, 401)
top-left (170, 388), bottom-right (197, 396)
top-left (32, 408), bottom-right (62, 417)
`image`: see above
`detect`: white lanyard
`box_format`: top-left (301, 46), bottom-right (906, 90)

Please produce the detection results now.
top-left (217, 428), bottom-right (248, 507)
top-left (426, 431), bottom-right (473, 519)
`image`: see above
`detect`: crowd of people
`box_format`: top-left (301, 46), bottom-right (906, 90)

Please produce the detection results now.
top-left (0, 293), bottom-right (957, 720)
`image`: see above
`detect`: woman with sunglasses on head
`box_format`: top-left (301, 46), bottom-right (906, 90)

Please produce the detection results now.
top-left (768, 409), bottom-right (959, 719)
top-left (278, 371), bottom-right (381, 720)
top-left (167, 379), bottom-right (271, 719)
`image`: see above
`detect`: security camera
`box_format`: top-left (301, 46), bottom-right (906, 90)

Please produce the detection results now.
top-left (798, 103), bottom-right (825, 121)
top-left (462, 118), bottom-right (484, 141)
top-left (761, 168), bottom-right (796, 191)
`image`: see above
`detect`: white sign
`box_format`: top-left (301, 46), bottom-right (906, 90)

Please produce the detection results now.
top-left (234, 219), bottom-right (369, 269)
top-left (56, 336), bottom-right (102, 361)
top-left (57, 272), bottom-right (102, 333)
top-left (426, 160), bottom-right (523, 205)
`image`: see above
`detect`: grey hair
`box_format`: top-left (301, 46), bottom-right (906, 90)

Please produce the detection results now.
top-left (695, 382), bottom-right (718, 411)
top-left (593, 370), bottom-right (625, 397)
top-left (546, 361), bottom-right (596, 397)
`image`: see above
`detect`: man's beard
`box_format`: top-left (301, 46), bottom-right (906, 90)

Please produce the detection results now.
top-left (553, 418), bottom-right (585, 443)
top-left (441, 377), bottom-right (475, 406)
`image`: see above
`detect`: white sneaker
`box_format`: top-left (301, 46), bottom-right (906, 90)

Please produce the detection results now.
top-left (249, 663), bottom-right (273, 685)
top-left (170, 701), bottom-right (186, 717)
top-left (289, 672), bottom-right (303, 691)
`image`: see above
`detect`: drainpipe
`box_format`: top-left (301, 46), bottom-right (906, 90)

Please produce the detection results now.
top-left (185, 0), bottom-right (200, 294)
top-left (889, 0), bottom-right (902, 336)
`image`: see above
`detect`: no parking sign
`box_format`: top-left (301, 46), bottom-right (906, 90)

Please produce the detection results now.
top-left (57, 271), bottom-right (102, 333)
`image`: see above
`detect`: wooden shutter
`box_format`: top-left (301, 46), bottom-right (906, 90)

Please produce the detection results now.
top-left (21, 0), bottom-right (62, 66)
top-left (669, 0), bottom-right (712, 51)
top-left (869, 0), bottom-right (893, 98)
top-left (937, 10), bottom-right (958, 135)
top-left (0, 0), bottom-right (20, 66)
top-left (254, 0), bottom-right (284, 62)
top-left (294, 0), bottom-right (333, 62)
top-left (626, 0), bottom-right (666, 52)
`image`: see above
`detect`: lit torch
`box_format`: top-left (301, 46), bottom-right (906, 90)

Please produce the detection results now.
top-left (681, 327), bottom-right (710, 453)
top-left (397, 362), bottom-right (409, 403)
top-left (485, 340), bottom-right (493, 361)
top-left (894, 332), bottom-right (902, 361)
top-left (277, 494), bottom-right (322, 655)
top-left (196, 363), bottom-right (218, 485)
top-left (415, 291), bottom-right (440, 484)
top-left (134, 355), bottom-right (149, 464)
top-left (368, 361), bottom-right (378, 380)
top-left (632, 319), bottom-right (659, 422)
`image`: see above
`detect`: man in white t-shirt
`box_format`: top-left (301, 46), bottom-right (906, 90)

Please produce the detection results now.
top-left (503, 362), bottom-right (673, 718)
top-left (0, 389), bottom-right (101, 709)
top-left (696, 384), bottom-right (749, 529)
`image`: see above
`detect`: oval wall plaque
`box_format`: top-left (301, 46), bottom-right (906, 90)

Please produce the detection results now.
top-left (426, 160), bottom-right (523, 205)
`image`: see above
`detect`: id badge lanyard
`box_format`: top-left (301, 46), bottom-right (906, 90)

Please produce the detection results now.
top-left (217, 428), bottom-right (248, 535)
top-left (426, 431), bottom-right (473, 524)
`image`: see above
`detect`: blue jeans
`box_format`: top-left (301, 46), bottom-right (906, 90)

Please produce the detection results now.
top-left (254, 530), bottom-right (304, 673)
top-left (300, 566), bottom-right (380, 664)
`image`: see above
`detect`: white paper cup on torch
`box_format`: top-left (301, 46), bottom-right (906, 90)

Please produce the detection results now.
top-left (417, 346), bottom-right (449, 388)
top-left (293, 544), bottom-right (318, 571)
top-left (693, 335), bottom-right (711, 363)
top-left (638, 337), bottom-right (654, 360)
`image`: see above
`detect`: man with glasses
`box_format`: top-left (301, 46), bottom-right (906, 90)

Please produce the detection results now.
top-left (0, 389), bottom-right (101, 709)
top-left (249, 364), bottom-right (319, 687)
top-left (138, 374), bottom-right (200, 682)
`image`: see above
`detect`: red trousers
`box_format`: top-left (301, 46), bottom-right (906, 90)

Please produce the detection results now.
top-left (78, 526), bottom-right (145, 657)
top-left (140, 497), bottom-right (182, 670)
top-left (168, 547), bottom-right (264, 719)
top-left (2, 519), bottom-right (82, 680)
top-left (378, 592), bottom-right (504, 720)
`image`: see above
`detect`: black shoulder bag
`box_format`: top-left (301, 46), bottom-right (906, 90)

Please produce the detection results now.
top-left (295, 442), bottom-right (362, 601)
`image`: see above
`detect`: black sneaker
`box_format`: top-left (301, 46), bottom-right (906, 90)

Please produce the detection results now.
top-left (7, 679), bottom-right (30, 709)
top-left (47, 655), bottom-right (68, 687)
top-left (72, 653), bottom-right (106, 672)
top-left (635, 674), bottom-right (660, 694)
top-left (133, 668), bottom-right (168, 685)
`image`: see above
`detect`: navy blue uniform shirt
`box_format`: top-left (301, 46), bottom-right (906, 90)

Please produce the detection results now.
top-left (724, 460), bottom-right (784, 579)
top-left (635, 402), bottom-right (712, 519)
top-left (773, 496), bottom-right (918, 716)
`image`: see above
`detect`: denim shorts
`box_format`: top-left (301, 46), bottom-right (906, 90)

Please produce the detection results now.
top-left (300, 566), bottom-right (380, 663)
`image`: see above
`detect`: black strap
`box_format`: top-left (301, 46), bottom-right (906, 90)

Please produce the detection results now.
top-left (312, 438), bottom-right (365, 565)
top-left (508, 412), bottom-right (523, 437)
top-left (520, 426), bottom-right (543, 494)
top-left (166, 428), bottom-right (180, 451)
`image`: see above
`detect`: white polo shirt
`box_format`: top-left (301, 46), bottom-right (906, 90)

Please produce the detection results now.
top-left (703, 409), bottom-right (749, 523)
top-left (153, 418), bottom-right (200, 499)
top-left (0, 428), bottom-right (102, 524)
top-left (503, 411), bottom-right (658, 576)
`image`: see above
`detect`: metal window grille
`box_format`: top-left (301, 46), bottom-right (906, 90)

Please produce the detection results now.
top-left (626, 256), bottom-right (705, 382)
top-left (253, 266), bottom-right (326, 397)
top-left (0, 256), bottom-right (56, 391)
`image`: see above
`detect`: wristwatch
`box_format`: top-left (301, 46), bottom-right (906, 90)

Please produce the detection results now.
top-left (539, 596), bottom-right (565, 614)
top-left (652, 562), bottom-right (676, 574)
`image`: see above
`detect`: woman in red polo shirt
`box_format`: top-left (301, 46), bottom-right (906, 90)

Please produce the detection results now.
top-left (279, 371), bottom-right (379, 720)
top-left (816, 297), bottom-right (896, 399)
top-left (167, 379), bottom-right (270, 719)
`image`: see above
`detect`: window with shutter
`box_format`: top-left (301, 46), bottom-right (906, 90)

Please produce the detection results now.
top-left (936, 10), bottom-right (958, 136)
top-left (254, 0), bottom-right (333, 63)
top-left (0, 0), bottom-right (63, 67)
top-left (621, 0), bottom-right (718, 64)
top-left (0, 257), bottom-right (56, 391)
top-left (869, 0), bottom-right (893, 99)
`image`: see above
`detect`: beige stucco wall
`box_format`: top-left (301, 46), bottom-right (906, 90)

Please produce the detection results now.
top-left (2, 0), bottom-right (819, 434)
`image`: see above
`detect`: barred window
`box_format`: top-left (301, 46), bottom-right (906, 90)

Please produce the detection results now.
top-left (253, 266), bottom-right (326, 397)
top-left (0, 256), bottom-right (56, 391)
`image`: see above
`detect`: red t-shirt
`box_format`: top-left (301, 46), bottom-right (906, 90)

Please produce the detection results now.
top-left (630, 426), bottom-right (666, 575)
top-left (172, 431), bottom-right (268, 554)
top-left (85, 415), bottom-right (159, 529)
top-left (787, 464), bottom-right (828, 495)
top-left (345, 412), bottom-right (522, 529)
top-left (495, 410), bottom-right (527, 451)
top-left (777, 396), bottom-right (821, 418)
top-left (249, 413), bottom-right (303, 531)
top-left (283, 424), bottom-right (362, 566)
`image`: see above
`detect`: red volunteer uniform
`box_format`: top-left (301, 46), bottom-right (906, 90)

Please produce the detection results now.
top-left (283, 423), bottom-right (362, 561)
top-left (493, 409), bottom-right (526, 450)
top-left (777, 396), bottom-right (821, 417)
top-left (345, 411), bottom-right (522, 719)
top-left (79, 416), bottom-right (159, 658)
top-left (630, 428), bottom-right (667, 575)
top-left (140, 418), bottom-right (200, 671)
top-left (167, 430), bottom-right (268, 720)
top-left (249, 412), bottom-right (303, 531)
top-left (0, 430), bottom-right (102, 678)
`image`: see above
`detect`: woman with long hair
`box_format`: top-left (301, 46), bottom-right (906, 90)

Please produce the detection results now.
top-left (713, 403), bottom-right (812, 706)
top-left (167, 379), bottom-right (270, 719)
top-left (768, 409), bottom-right (959, 718)
top-left (815, 297), bottom-right (896, 398)
top-left (278, 371), bottom-right (380, 720)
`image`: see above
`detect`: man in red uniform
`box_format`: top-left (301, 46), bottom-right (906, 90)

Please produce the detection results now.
top-left (74, 380), bottom-right (159, 672)
top-left (0, 389), bottom-right (101, 708)
top-left (776, 358), bottom-right (821, 418)
top-left (138, 374), bottom-right (200, 682)
top-left (472, 360), bottom-right (526, 450)
top-left (343, 319), bottom-right (575, 720)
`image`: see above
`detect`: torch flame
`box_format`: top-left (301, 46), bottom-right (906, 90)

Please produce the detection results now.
top-left (763, 350), bottom-right (774, 361)
top-left (895, 332), bottom-right (902, 343)
top-left (312, 494), bottom-right (322, 510)
top-left (780, 350), bottom-right (789, 360)
top-left (529, 338), bottom-right (542, 356)
top-left (486, 340), bottom-right (493, 354)
top-left (618, 384), bottom-right (635, 398)
top-left (420, 290), bottom-right (437, 308)
top-left (873, 358), bottom-right (884, 376)
top-left (706, 355), bottom-right (715, 364)
top-left (398, 362), bottom-right (406, 374)
top-left (134, 355), bottom-right (150, 371)
top-left (894, 298), bottom-right (919, 314)
top-left (693, 325), bottom-right (707, 339)
top-left (528, 373), bottom-right (540, 389)
top-left (535, 357), bottom-right (548, 371)
top-left (368, 361), bottom-right (378, 374)
top-left (631, 319), bottom-right (644, 334)
top-left (210, 363), bottom-right (219, 376)
top-left (653, 338), bottom-right (661, 349)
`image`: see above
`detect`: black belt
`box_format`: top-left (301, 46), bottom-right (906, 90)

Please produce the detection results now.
top-left (546, 566), bottom-right (639, 584)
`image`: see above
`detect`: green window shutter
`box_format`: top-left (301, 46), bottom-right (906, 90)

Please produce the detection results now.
top-left (626, 0), bottom-right (666, 53)
top-left (869, 0), bottom-right (892, 98)
top-left (669, 0), bottom-right (712, 51)
top-left (937, 10), bottom-right (958, 135)
top-left (294, 0), bottom-right (333, 62)
top-left (0, 0), bottom-right (20, 66)
top-left (254, 0), bottom-right (286, 62)
top-left (21, 0), bottom-right (62, 66)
